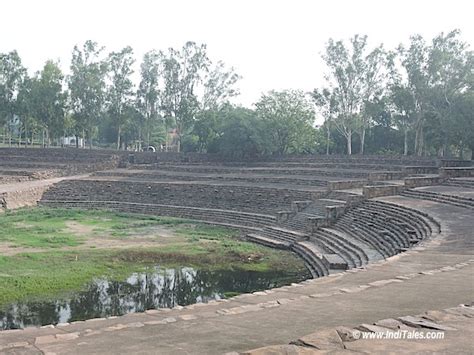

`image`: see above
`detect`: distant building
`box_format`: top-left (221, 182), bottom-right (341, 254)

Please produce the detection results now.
top-left (61, 136), bottom-right (84, 147)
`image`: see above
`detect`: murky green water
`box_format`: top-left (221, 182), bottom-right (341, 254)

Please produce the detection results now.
top-left (0, 266), bottom-right (309, 329)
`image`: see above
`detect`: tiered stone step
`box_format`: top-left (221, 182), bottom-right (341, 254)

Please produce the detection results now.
top-left (94, 169), bottom-right (330, 187)
top-left (443, 178), bottom-right (474, 189)
top-left (344, 209), bottom-right (410, 250)
top-left (368, 200), bottom-right (440, 235)
top-left (334, 217), bottom-right (394, 258)
top-left (245, 234), bottom-right (290, 249)
top-left (329, 200), bottom-right (435, 260)
top-left (401, 189), bottom-right (474, 209)
top-left (245, 228), bottom-right (326, 278)
top-left (291, 241), bottom-right (330, 278)
top-left (315, 228), bottom-right (373, 267)
top-left (40, 179), bottom-right (317, 215)
top-left (257, 226), bottom-right (309, 243)
top-left (40, 200), bottom-right (276, 229)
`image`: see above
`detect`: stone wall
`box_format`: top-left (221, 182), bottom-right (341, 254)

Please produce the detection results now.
top-left (0, 185), bottom-right (50, 211)
top-left (0, 148), bottom-right (123, 179)
top-left (41, 179), bottom-right (325, 215)
top-left (362, 184), bottom-right (406, 199)
top-left (440, 167), bottom-right (474, 178)
top-left (439, 159), bottom-right (473, 167)
top-left (404, 176), bottom-right (445, 188)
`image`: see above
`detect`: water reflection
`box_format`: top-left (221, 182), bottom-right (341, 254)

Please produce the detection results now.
top-left (0, 266), bottom-right (309, 329)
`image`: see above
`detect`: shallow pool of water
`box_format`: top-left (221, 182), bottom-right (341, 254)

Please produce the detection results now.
top-left (0, 266), bottom-right (309, 329)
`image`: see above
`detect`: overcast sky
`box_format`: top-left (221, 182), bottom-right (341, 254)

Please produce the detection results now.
top-left (1, 0), bottom-right (473, 107)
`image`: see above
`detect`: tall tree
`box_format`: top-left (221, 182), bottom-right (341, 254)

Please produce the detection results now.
top-left (69, 41), bottom-right (108, 148)
top-left (255, 90), bottom-right (316, 155)
top-left (107, 46), bottom-right (135, 150)
top-left (311, 88), bottom-right (337, 155)
top-left (426, 30), bottom-right (473, 156)
top-left (29, 60), bottom-right (66, 146)
top-left (202, 61), bottom-right (241, 110)
top-left (320, 35), bottom-right (385, 154)
top-left (137, 50), bottom-right (161, 149)
top-left (159, 42), bottom-right (210, 152)
top-left (397, 35), bottom-right (431, 156)
top-left (0, 50), bottom-right (26, 144)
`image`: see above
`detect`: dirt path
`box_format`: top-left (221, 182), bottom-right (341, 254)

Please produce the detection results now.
top-left (0, 174), bottom-right (91, 194)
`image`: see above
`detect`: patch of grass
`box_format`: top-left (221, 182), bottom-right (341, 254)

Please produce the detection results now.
top-left (0, 207), bottom-right (308, 307)
top-left (0, 207), bottom-right (192, 248)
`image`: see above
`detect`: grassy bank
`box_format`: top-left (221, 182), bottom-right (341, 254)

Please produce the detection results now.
top-left (0, 208), bottom-right (307, 306)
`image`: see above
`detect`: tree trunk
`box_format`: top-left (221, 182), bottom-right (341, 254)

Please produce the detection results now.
top-left (415, 124), bottom-right (424, 156)
top-left (360, 128), bottom-right (366, 155)
top-left (326, 128), bottom-right (330, 155)
top-left (404, 128), bottom-right (408, 156)
top-left (138, 125), bottom-right (142, 151)
top-left (117, 126), bottom-right (121, 150)
top-left (346, 133), bottom-right (352, 155)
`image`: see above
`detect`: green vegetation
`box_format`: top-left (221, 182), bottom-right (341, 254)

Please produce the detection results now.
top-left (1, 30), bottom-right (472, 157)
top-left (0, 207), bottom-right (190, 248)
top-left (0, 208), bottom-right (307, 306)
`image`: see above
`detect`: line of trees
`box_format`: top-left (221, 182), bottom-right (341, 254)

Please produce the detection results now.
top-left (313, 30), bottom-right (473, 158)
top-left (0, 30), bottom-right (473, 159)
top-left (0, 41), bottom-right (240, 151)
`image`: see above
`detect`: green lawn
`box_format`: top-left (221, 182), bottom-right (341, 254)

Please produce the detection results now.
top-left (0, 207), bottom-right (307, 306)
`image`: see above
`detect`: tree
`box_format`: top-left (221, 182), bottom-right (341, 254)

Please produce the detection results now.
top-left (0, 50), bottom-right (26, 145)
top-left (69, 41), bottom-right (108, 148)
top-left (426, 30), bottom-right (473, 157)
top-left (388, 85), bottom-right (414, 155)
top-left (451, 91), bottom-right (474, 159)
top-left (311, 88), bottom-right (337, 155)
top-left (255, 90), bottom-right (316, 155)
top-left (202, 61), bottom-right (241, 110)
top-left (29, 60), bottom-right (66, 146)
top-left (16, 76), bottom-right (42, 146)
top-left (320, 35), bottom-right (385, 155)
top-left (137, 50), bottom-right (161, 149)
top-left (106, 46), bottom-right (135, 150)
top-left (397, 35), bottom-right (431, 156)
top-left (209, 106), bottom-right (266, 160)
top-left (159, 42), bottom-right (210, 152)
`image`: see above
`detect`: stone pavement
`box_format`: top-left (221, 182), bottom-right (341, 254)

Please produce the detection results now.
top-left (0, 195), bottom-right (473, 354)
top-left (244, 303), bottom-right (474, 354)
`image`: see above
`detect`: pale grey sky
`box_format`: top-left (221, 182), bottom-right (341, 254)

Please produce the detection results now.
top-left (1, 0), bottom-right (473, 106)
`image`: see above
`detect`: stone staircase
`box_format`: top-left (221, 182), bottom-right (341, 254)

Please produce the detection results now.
top-left (401, 189), bottom-right (474, 209)
top-left (443, 178), bottom-right (474, 189)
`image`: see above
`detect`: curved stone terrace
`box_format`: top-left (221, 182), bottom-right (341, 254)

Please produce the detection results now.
top-left (0, 149), bottom-right (473, 353)
top-left (1, 195), bottom-right (473, 354)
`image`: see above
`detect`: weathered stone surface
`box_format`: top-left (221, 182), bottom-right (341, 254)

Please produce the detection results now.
top-left (355, 324), bottom-right (393, 333)
top-left (55, 332), bottom-right (80, 341)
top-left (398, 316), bottom-right (456, 330)
top-left (374, 318), bottom-right (406, 330)
top-left (179, 314), bottom-right (198, 321)
top-left (335, 326), bottom-right (359, 342)
top-left (242, 344), bottom-right (319, 354)
top-left (295, 329), bottom-right (343, 350)
top-left (35, 335), bottom-right (57, 345)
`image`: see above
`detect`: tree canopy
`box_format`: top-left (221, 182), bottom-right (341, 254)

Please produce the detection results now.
top-left (0, 31), bottom-right (472, 159)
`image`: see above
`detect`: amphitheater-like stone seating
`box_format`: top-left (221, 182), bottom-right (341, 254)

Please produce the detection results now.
top-left (443, 177), bottom-right (474, 189)
top-left (40, 178), bottom-right (324, 215)
top-left (0, 148), bottom-right (122, 183)
top-left (34, 151), bottom-right (448, 279)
